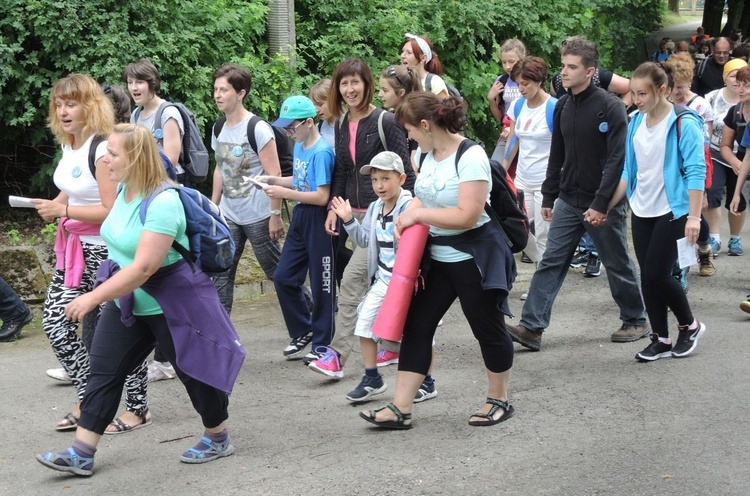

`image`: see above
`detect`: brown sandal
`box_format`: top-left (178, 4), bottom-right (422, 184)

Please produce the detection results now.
top-left (55, 412), bottom-right (79, 431)
top-left (104, 410), bottom-right (152, 435)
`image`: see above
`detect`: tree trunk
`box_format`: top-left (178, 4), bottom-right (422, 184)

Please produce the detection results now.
top-left (722, 0), bottom-right (744, 35)
top-left (668, 0), bottom-right (680, 13)
top-left (703, 0), bottom-right (725, 38)
top-left (740, 1), bottom-right (750, 35)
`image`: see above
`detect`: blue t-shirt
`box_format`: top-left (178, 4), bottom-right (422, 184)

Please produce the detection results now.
top-left (740, 123), bottom-right (750, 149)
top-left (292, 137), bottom-right (335, 197)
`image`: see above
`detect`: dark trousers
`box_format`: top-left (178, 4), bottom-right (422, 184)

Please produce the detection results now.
top-left (631, 212), bottom-right (694, 337)
top-left (79, 302), bottom-right (229, 434)
top-left (399, 259), bottom-right (514, 375)
top-left (274, 204), bottom-right (336, 349)
top-left (0, 276), bottom-right (28, 322)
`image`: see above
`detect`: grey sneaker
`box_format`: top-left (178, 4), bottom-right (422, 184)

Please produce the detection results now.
top-left (507, 323), bottom-right (542, 351)
top-left (611, 323), bottom-right (651, 343)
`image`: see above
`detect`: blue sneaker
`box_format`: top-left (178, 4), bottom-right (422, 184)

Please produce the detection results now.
top-left (709, 237), bottom-right (721, 257)
top-left (346, 374), bottom-right (387, 402)
top-left (728, 237), bottom-right (743, 256)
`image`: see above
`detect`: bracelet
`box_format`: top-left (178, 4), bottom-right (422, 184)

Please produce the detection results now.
top-left (65, 205), bottom-right (69, 218)
top-left (687, 215), bottom-right (700, 222)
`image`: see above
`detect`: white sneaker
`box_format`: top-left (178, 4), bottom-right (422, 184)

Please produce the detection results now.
top-left (46, 367), bottom-right (72, 383)
top-left (148, 361), bottom-right (176, 382)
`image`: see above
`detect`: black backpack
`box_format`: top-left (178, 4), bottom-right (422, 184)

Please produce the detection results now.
top-left (419, 139), bottom-right (529, 252)
top-left (425, 72), bottom-right (463, 100)
top-left (213, 115), bottom-right (294, 177)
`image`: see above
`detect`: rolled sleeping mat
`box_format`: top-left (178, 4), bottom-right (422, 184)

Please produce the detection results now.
top-left (371, 222), bottom-right (429, 342)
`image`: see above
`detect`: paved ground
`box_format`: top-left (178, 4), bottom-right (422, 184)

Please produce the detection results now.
top-left (2, 213), bottom-right (750, 495)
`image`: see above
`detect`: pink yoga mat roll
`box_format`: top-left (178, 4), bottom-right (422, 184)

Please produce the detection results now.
top-left (371, 222), bottom-right (429, 342)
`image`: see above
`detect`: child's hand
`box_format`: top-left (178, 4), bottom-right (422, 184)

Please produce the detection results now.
top-left (264, 185), bottom-right (286, 200)
top-left (330, 196), bottom-right (353, 222)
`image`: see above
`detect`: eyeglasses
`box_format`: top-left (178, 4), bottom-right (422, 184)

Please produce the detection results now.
top-left (387, 66), bottom-right (406, 88)
top-left (284, 121), bottom-right (305, 136)
top-left (715, 51), bottom-right (731, 56)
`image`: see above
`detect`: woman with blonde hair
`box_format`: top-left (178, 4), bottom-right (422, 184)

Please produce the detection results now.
top-left (33, 74), bottom-right (150, 434)
top-left (37, 124), bottom-right (243, 476)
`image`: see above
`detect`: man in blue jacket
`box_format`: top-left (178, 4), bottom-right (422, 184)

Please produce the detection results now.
top-left (507, 37), bottom-right (648, 351)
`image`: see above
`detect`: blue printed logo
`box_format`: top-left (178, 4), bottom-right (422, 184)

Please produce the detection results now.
top-left (153, 129), bottom-right (164, 140)
top-left (72, 166), bottom-right (82, 178)
top-left (232, 146), bottom-right (243, 157)
top-left (599, 122), bottom-right (609, 133)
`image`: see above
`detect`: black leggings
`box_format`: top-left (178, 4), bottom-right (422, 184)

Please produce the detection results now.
top-left (631, 213), bottom-right (694, 337)
top-left (79, 301), bottom-right (229, 434)
top-left (399, 259), bottom-right (514, 375)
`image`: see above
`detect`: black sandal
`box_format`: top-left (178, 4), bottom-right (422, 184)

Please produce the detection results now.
top-left (468, 398), bottom-right (514, 426)
top-left (360, 402), bottom-right (413, 430)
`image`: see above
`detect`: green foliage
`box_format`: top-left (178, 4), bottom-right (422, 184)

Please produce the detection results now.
top-left (41, 222), bottom-right (57, 245)
top-left (1, 0), bottom-right (664, 190)
top-left (6, 229), bottom-right (22, 245)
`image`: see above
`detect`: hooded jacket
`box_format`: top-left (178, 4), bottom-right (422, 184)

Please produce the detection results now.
top-left (623, 108), bottom-right (706, 218)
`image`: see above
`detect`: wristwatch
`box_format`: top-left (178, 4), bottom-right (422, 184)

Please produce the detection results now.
top-left (271, 209), bottom-right (281, 216)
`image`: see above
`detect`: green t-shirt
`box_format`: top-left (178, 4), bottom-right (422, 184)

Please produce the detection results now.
top-left (101, 186), bottom-right (188, 315)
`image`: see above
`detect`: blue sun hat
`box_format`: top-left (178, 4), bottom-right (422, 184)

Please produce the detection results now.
top-left (273, 96), bottom-right (317, 128)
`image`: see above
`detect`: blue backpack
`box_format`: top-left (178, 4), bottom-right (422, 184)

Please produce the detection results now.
top-left (505, 96), bottom-right (557, 160)
top-left (133, 184), bottom-right (235, 274)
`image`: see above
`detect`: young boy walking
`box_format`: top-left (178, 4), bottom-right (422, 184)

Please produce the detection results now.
top-left (310, 152), bottom-right (423, 401)
top-left (257, 96), bottom-right (336, 361)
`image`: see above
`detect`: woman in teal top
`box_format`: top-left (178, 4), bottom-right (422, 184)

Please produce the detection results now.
top-left (37, 124), bottom-right (239, 477)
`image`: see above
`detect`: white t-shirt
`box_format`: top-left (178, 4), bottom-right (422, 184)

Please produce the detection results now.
top-left (53, 134), bottom-right (108, 245)
top-left (132, 104), bottom-right (186, 174)
top-left (706, 88), bottom-right (738, 165)
top-left (211, 114), bottom-right (274, 224)
top-left (630, 113), bottom-right (671, 218)
top-left (508, 97), bottom-right (553, 185)
top-left (423, 74), bottom-right (448, 97)
top-left (319, 120), bottom-right (336, 150)
top-left (415, 144), bottom-right (491, 262)
top-left (687, 94), bottom-right (714, 138)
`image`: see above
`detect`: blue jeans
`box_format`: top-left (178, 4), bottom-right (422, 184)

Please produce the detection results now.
top-left (0, 276), bottom-right (28, 322)
top-left (520, 199), bottom-right (646, 332)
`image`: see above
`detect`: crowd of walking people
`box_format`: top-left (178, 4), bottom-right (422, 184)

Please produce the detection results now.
top-left (2, 27), bottom-right (749, 478)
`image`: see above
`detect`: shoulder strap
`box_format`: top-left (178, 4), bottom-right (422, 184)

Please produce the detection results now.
top-left (152, 102), bottom-right (172, 135)
top-left (686, 95), bottom-right (699, 107)
top-left (136, 184), bottom-right (193, 265)
top-left (696, 58), bottom-right (708, 79)
top-left (133, 106), bottom-right (143, 123)
top-left (377, 110), bottom-right (387, 151)
top-left (213, 116), bottom-right (227, 138)
top-left (513, 97), bottom-right (525, 120)
top-left (453, 138), bottom-right (479, 173)
top-left (545, 97), bottom-right (557, 130)
top-left (246, 115), bottom-right (264, 155)
top-left (425, 73), bottom-right (434, 92)
top-left (88, 136), bottom-right (107, 179)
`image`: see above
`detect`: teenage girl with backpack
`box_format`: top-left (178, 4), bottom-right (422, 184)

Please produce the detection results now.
top-left (33, 74), bottom-right (150, 434)
top-left (488, 39), bottom-right (526, 163)
top-left (379, 65), bottom-right (422, 173)
top-left (609, 62), bottom-right (707, 362)
top-left (401, 33), bottom-right (450, 99)
top-left (37, 123), bottom-right (243, 476)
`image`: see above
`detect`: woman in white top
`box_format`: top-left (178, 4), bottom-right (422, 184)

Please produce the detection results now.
top-left (34, 74), bottom-right (149, 433)
top-left (610, 62), bottom-right (706, 362)
top-left (502, 56), bottom-right (555, 263)
top-left (488, 38), bottom-right (526, 162)
top-left (401, 33), bottom-right (450, 99)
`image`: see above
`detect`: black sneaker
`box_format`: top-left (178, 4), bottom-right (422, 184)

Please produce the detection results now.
top-left (345, 374), bottom-right (387, 402)
top-left (584, 253), bottom-right (602, 277)
top-left (520, 252), bottom-right (534, 264)
top-left (635, 333), bottom-right (673, 362)
top-left (570, 250), bottom-right (589, 268)
top-left (671, 322), bottom-right (706, 358)
top-left (0, 309), bottom-right (32, 342)
top-left (413, 378), bottom-right (438, 403)
top-left (283, 333), bottom-right (313, 359)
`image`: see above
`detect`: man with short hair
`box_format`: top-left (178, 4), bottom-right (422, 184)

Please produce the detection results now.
top-left (693, 37), bottom-right (732, 96)
top-left (507, 37), bottom-right (648, 351)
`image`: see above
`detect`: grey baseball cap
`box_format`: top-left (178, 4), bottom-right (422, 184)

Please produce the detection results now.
top-left (359, 151), bottom-right (405, 175)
